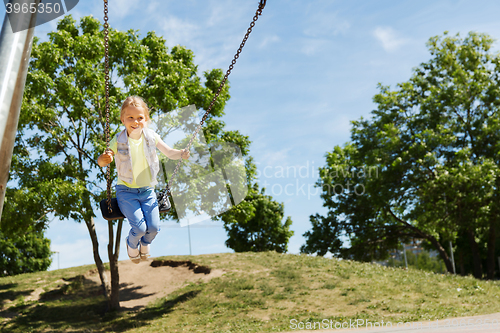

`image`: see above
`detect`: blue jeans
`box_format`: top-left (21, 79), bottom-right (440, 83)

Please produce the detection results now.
top-left (116, 185), bottom-right (160, 249)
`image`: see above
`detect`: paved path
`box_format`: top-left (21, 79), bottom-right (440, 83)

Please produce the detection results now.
top-left (283, 312), bottom-right (500, 333)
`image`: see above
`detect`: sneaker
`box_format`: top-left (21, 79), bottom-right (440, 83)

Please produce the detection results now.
top-left (126, 237), bottom-right (141, 264)
top-left (140, 242), bottom-right (150, 260)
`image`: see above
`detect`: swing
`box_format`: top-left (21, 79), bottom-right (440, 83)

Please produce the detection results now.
top-left (99, 0), bottom-right (267, 221)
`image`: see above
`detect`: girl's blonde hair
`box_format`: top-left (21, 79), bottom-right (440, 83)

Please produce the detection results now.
top-left (121, 96), bottom-right (150, 120)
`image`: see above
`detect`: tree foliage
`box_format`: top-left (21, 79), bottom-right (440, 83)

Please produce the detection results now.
top-left (221, 183), bottom-right (294, 253)
top-left (302, 32), bottom-right (500, 279)
top-left (0, 228), bottom-right (51, 277)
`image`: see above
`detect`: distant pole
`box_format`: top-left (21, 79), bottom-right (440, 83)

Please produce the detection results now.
top-left (449, 241), bottom-right (456, 274)
top-left (52, 251), bottom-right (59, 270)
top-left (187, 222), bottom-right (192, 255)
top-left (402, 243), bottom-right (408, 269)
top-left (415, 244), bottom-right (418, 270)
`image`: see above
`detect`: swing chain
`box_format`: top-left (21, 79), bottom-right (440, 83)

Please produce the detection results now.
top-left (258, 0), bottom-right (267, 11)
top-left (103, 0), bottom-right (112, 213)
top-left (164, 0), bottom-right (267, 197)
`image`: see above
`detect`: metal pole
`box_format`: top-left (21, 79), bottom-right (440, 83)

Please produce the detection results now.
top-left (402, 243), bottom-right (408, 269)
top-left (187, 222), bottom-right (192, 255)
top-left (449, 241), bottom-right (456, 274)
top-left (51, 250), bottom-right (59, 270)
top-left (54, 250), bottom-right (59, 270)
top-left (415, 244), bottom-right (418, 270)
top-left (0, 0), bottom-right (40, 222)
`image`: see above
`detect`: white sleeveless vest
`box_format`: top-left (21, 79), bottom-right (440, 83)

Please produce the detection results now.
top-left (115, 128), bottom-right (160, 186)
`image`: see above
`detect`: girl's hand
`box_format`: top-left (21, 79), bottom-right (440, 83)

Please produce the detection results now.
top-left (181, 149), bottom-right (190, 160)
top-left (98, 149), bottom-right (114, 167)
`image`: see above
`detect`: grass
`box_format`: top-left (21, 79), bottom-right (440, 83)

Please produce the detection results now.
top-left (1, 251), bottom-right (500, 332)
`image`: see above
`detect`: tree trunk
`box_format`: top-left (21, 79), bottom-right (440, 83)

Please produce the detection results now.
top-left (466, 228), bottom-right (483, 279)
top-left (425, 235), bottom-right (455, 274)
top-left (486, 218), bottom-right (496, 280)
top-left (85, 216), bottom-right (110, 298)
top-left (458, 250), bottom-right (465, 276)
top-left (387, 208), bottom-right (454, 273)
top-left (107, 218), bottom-right (123, 311)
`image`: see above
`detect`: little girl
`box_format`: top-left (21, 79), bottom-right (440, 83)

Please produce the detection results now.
top-left (97, 96), bottom-right (190, 263)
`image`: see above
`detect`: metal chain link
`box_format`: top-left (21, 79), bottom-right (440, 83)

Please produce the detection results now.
top-left (103, 0), bottom-right (112, 213)
top-left (163, 0), bottom-right (267, 197)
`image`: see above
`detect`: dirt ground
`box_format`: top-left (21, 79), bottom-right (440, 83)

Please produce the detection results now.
top-left (87, 258), bottom-right (225, 311)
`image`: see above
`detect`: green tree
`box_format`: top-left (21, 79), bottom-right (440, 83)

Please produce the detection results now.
top-left (0, 228), bottom-right (51, 277)
top-left (18, 14), bottom-right (243, 310)
top-left (302, 32), bottom-right (500, 279)
top-left (221, 183), bottom-right (294, 253)
top-left (1, 132), bottom-right (71, 276)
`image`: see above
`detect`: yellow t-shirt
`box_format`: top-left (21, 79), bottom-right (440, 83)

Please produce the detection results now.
top-left (109, 132), bottom-right (160, 188)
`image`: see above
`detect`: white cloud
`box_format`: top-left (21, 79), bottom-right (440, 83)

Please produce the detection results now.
top-left (300, 38), bottom-right (328, 56)
top-left (154, 2), bottom-right (251, 72)
top-left (206, 0), bottom-right (252, 27)
top-left (303, 12), bottom-right (350, 38)
top-left (257, 146), bottom-right (293, 169)
top-left (259, 35), bottom-right (280, 48)
top-left (47, 215), bottom-right (124, 270)
top-left (161, 15), bottom-right (200, 49)
top-left (322, 114), bottom-right (352, 138)
top-left (299, 10), bottom-right (350, 56)
top-left (49, 238), bottom-right (92, 270)
top-left (108, 0), bottom-right (142, 19)
top-left (373, 26), bottom-right (408, 52)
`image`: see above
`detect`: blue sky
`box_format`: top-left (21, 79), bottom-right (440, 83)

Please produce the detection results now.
top-left (3, 0), bottom-right (500, 270)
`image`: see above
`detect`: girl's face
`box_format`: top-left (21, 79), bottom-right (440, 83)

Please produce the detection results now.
top-left (121, 105), bottom-right (148, 137)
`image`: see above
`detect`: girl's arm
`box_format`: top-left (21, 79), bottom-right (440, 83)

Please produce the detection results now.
top-left (157, 138), bottom-right (190, 160)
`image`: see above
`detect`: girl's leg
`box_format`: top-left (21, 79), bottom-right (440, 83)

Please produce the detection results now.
top-left (138, 188), bottom-right (160, 246)
top-left (116, 185), bottom-right (148, 249)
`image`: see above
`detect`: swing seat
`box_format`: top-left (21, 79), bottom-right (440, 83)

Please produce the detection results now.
top-left (99, 192), bottom-right (171, 221)
top-left (99, 197), bottom-right (123, 221)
